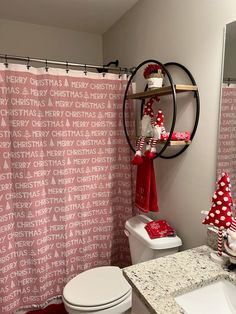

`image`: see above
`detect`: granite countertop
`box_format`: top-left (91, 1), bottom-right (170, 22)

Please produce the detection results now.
top-left (123, 245), bottom-right (236, 314)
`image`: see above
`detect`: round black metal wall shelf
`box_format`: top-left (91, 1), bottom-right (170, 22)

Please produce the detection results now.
top-left (122, 59), bottom-right (200, 159)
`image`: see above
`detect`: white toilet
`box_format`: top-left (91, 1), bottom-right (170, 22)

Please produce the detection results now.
top-left (63, 215), bottom-right (182, 314)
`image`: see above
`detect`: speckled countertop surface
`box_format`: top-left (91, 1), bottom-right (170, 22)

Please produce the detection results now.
top-left (123, 245), bottom-right (236, 314)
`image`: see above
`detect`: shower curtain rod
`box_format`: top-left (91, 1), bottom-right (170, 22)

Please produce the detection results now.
top-left (223, 77), bottom-right (236, 83)
top-left (0, 53), bottom-right (135, 74)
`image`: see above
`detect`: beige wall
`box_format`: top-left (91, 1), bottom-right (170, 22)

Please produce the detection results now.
top-left (2, 2), bottom-right (236, 250)
top-left (0, 19), bottom-right (103, 65)
top-left (103, 0), bottom-right (236, 249)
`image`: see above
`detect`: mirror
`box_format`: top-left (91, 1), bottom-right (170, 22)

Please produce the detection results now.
top-left (223, 21), bottom-right (236, 84)
top-left (217, 20), bottom-right (236, 211)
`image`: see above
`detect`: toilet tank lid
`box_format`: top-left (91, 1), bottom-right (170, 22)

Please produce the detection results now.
top-left (125, 215), bottom-right (182, 249)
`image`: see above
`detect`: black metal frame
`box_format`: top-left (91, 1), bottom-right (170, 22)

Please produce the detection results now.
top-left (122, 60), bottom-right (200, 159)
top-left (159, 62), bottom-right (200, 159)
top-left (123, 59), bottom-right (177, 158)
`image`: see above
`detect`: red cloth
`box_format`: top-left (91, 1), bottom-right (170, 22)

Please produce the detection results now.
top-left (161, 131), bottom-right (190, 141)
top-left (135, 156), bottom-right (158, 213)
top-left (26, 303), bottom-right (67, 314)
top-left (145, 220), bottom-right (175, 239)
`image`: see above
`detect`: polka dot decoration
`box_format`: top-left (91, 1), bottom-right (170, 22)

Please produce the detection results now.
top-left (202, 172), bottom-right (233, 229)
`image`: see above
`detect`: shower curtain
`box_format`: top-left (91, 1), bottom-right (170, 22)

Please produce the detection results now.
top-left (217, 84), bottom-right (236, 215)
top-left (0, 63), bottom-right (135, 313)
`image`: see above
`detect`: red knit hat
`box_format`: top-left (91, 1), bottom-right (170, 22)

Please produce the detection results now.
top-left (154, 110), bottom-right (164, 127)
top-left (202, 172), bottom-right (233, 230)
top-left (144, 103), bottom-right (154, 117)
top-left (143, 96), bottom-right (160, 118)
top-left (217, 172), bottom-right (233, 199)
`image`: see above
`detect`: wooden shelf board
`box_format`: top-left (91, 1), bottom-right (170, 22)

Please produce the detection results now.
top-left (156, 140), bottom-right (192, 146)
top-left (126, 84), bottom-right (198, 100)
top-left (131, 137), bottom-right (192, 146)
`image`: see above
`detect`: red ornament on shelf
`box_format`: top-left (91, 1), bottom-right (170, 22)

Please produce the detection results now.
top-left (143, 64), bottom-right (165, 79)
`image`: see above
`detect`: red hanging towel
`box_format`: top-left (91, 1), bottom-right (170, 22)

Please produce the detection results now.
top-left (135, 156), bottom-right (158, 213)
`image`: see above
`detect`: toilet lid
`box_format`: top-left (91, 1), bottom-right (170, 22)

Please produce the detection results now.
top-left (63, 266), bottom-right (131, 308)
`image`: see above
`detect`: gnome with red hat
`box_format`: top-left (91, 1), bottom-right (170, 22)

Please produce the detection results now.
top-left (132, 96), bottom-right (160, 165)
top-left (145, 109), bottom-right (165, 159)
top-left (202, 172), bottom-right (233, 264)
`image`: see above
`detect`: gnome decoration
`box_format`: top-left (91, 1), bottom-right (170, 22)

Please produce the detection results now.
top-left (145, 109), bottom-right (165, 159)
top-left (224, 218), bottom-right (236, 270)
top-left (132, 96), bottom-right (160, 165)
top-left (202, 172), bottom-right (233, 264)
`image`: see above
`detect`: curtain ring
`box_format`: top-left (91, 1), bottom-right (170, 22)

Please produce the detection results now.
top-left (4, 55), bottom-right (8, 68)
top-left (84, 64), bottom-right (87, 76)
top-left (45, 59), bottom-right (49, 72)
top-left (66, 61), bottom-right (69, 73)
top-left (27, 57), bottom-right (31, 70)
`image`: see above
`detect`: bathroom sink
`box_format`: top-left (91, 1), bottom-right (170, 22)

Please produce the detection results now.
top-left (175, 279), bottom-right (236, 314)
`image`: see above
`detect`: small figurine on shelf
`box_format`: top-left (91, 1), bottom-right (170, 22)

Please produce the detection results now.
top-left (202, 172), bottom-right (233, 265)
top-left (145, 109), bottom-right (165, 159)
top-left (143, 64), bottom-right (165, 90)
top-left (144, 109), bottom-right (191, 159)
top-left (132, 96), bottom-right (160, 165)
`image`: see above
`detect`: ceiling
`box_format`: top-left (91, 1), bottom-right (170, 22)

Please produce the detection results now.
top-left (0, 0), bottom-right (138, 34)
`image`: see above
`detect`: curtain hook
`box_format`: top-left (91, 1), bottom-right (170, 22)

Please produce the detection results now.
top-left (45, 59), bottom-right (49, 72)
top-left (84, 64), bottom-right (87, 76)
top-left (27, 57), bottom-right (31, 70)
top-left (125, 68), bottom-right (129, 79)
top-left (102, 71), bottom-right (106, 78)
top-left (4, 55), bottom-right (8, 68)
top-left (118, 67), bottom-right (122, 79)
top-left (66, 61), bottom-right (69, 73)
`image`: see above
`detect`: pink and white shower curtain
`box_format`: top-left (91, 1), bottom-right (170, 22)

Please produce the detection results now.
top-left (217, 84), bottom-right (236, 214)
top-left (0, 63), bottom-right (135, 313)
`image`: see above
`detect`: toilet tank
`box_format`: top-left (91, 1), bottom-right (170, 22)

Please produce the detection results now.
top-left (125, 215), bottom-right (182, 264)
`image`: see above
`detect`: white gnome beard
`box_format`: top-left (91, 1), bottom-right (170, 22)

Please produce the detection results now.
top-left (228, 235), bottom-right (236, 251)
top-left (227, 229), bottom-right (236, 241)
top-left (141, 115), bottom-right (153, 137)
top-left (153, 125), bottom-right (161, 139)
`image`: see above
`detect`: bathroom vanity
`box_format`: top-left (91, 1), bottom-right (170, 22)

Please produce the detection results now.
top-left (123, 245), bottom-right (236, 314)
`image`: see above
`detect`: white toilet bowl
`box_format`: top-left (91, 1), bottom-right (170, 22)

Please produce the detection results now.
top-left (63, 266), bottom-right (132, 314)
top-left (63, 215), bottom-right (182, 314)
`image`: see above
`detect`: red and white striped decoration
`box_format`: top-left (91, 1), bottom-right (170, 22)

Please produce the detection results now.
top-left (218, 229), bottom-right (223, 256)
top-left (151, 138), bottom-right (158, 147)
top-left (229, 217), bottom-right (236, 233)
top-left (138, 136), bottom-right (146, 152)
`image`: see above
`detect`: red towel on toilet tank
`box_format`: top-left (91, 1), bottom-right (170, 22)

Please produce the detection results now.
top-left (145, 220), bottom-right (175, 239)
top-left (135, 156), bottom-right (158, 213)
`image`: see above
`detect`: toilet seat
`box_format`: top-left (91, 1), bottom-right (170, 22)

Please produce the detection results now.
top-left (63, 290), bottom-right (132, 312)
top-left (63, 266), bottom-right (132, 312)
